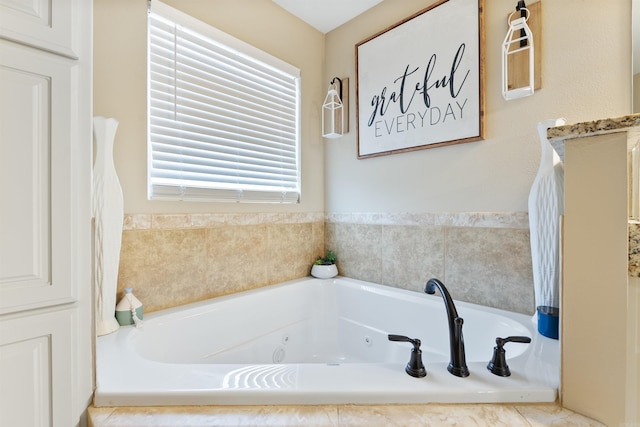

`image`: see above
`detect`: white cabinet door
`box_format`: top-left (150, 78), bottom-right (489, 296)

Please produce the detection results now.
top-left (0, 309), bottom-right (75, 427)
top-left (0, 0), bottom-right (77, 58)
top-left (0, 0), bottom-right (91, 425)
top-left (0, 41), bottom-right (75, 314)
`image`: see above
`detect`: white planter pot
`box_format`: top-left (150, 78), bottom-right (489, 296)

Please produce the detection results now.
top-left (311, 264), bottom-right (338, 279)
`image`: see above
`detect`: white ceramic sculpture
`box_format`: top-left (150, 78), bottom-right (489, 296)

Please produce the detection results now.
top-left (93, 117), bottom-right (124, 336)
top-left (528, 118), bottom-right (566, 321)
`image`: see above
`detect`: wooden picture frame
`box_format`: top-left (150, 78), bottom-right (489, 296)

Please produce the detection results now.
top-left (356, 0), bottom-right (485, 159)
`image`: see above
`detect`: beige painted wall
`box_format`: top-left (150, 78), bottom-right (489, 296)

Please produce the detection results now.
top-left (94, 0), bottom-right (325, 214)
top-left (324, 0), bottom-right (632, 213)
top-left (96, 0), bottom-right (631, 215)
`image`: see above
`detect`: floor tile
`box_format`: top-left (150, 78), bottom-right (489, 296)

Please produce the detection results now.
top-left (515, 404), bottom-right (606, 427)
top-left (88, 403), bottom-right (606, 427)
top-left (338, 404), bottom-right (530, 427)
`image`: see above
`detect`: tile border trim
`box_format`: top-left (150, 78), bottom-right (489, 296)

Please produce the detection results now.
top-left (326, 212), bottom-right (529, 229)
top-left (123, 212), bottom-right (325, 230)
top-left (123, 211), bottom-right (529, 230)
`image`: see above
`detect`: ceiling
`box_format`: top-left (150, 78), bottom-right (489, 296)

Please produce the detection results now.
top-left (271, 0), bottom-right (384, 33)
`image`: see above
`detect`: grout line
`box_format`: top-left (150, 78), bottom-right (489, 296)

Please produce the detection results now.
top-left (513, 405), bottom-right (536, 427)
top-left (443, 225), bottom-right (448, 284)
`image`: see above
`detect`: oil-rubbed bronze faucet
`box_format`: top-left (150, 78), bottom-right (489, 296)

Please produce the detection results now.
top-left (425, 278), bottom-right (469, 377)
top-left (487, 335), bottom-right (531, 377)
top-left (388, 334), bottom-right (427, 378)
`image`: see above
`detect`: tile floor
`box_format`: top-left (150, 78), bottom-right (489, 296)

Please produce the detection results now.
top-left (88, 403), bottom-right (605, 426)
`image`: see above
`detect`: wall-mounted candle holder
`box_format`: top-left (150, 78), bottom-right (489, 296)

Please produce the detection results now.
top-left (322, 77), bottom-right (349, 138)
top-left (501, 1), bottom-right (542, 101)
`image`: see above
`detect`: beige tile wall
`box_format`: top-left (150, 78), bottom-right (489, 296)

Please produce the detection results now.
top-left (117, 212), bottom-right (534, 315)
top-left (326, 212), bottom-right (534, 314)
top-left (117, 213), bottom-right (324, 313)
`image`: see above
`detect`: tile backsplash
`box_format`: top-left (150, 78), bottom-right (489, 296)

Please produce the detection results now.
top-left (326, 212), bottom-right (533, 314)
top-left (117, 212), bottom-right (534, 315)
top-left (117, 212), bottom-right (324, 313)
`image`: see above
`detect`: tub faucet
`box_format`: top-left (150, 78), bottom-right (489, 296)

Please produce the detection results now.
top-left (425, 278), bottom-right (469, 377)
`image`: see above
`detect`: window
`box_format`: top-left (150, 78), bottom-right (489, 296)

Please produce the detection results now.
top-left (147, 1), bottom-right (301, 203)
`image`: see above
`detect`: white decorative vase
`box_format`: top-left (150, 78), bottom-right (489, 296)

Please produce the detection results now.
top-left (528, 118), bottom-right (565, 323)
top-left (311, 264), bottom-right (338, 279)
top-left (93, 117), bottom-right (124, 336)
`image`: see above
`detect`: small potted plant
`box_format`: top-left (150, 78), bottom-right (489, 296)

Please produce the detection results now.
top-left (311, 250), bottom-right (338, 279)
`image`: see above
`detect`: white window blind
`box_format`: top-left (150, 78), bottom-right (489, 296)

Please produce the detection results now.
top-left (147, 1), bottom-right (301, 203)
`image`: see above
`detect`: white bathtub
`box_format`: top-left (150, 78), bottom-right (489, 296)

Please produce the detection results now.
top-left (94, 277), bottom-right (559, 406)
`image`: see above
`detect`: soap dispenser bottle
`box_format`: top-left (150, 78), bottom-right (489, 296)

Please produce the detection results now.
top-left (115, 288), bottom-right (143, 327)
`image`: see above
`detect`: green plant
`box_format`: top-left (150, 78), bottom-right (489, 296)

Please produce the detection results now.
top-left (314, 250), bottom-right (336, 265)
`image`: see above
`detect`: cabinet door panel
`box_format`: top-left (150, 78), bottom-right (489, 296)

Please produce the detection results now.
top-left (0, 41), bottom-right (74, 314)
top-left (0, 0), bottom-right (76, 58)
top-left (0, 309), bottom-right (74, 426)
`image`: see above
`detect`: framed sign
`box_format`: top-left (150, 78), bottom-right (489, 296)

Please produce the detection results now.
top-left (356, 0), bottom-right (485, 159)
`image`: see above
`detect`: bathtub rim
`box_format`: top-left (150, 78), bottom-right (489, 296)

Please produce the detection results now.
top-left (94, 276), bottom-right (559, 407)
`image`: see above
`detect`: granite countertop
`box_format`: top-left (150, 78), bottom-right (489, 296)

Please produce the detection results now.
top-left (546, 114), bottom-right (640, 162)
top-left (547, 114), bottom-right (640, 141)
top-left (547, 114), bottom-right (640, 277)
top-left (630, 222), bottom-right (640, 277)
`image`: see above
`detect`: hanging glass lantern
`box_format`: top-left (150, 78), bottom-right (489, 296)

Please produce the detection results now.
top-left (322, 79), bottom-right (344, 138)
top-left (502, 8), bottom-right (534, 100)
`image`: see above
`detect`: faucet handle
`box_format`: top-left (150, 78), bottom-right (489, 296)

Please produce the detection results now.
top-left (388, 334), bottom-right (420, 346)
top-left (487, 335), bottom-right (531, 377)
top-left (388, 334), bottom-right (427, 378)
top-left (497, 336), bottom-right (531, 346)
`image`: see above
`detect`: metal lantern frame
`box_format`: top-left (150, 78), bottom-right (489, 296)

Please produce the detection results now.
top-left (322, 77), bottom-right (345, 138)
top-left (502, 8), bottom-right (534, 100)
